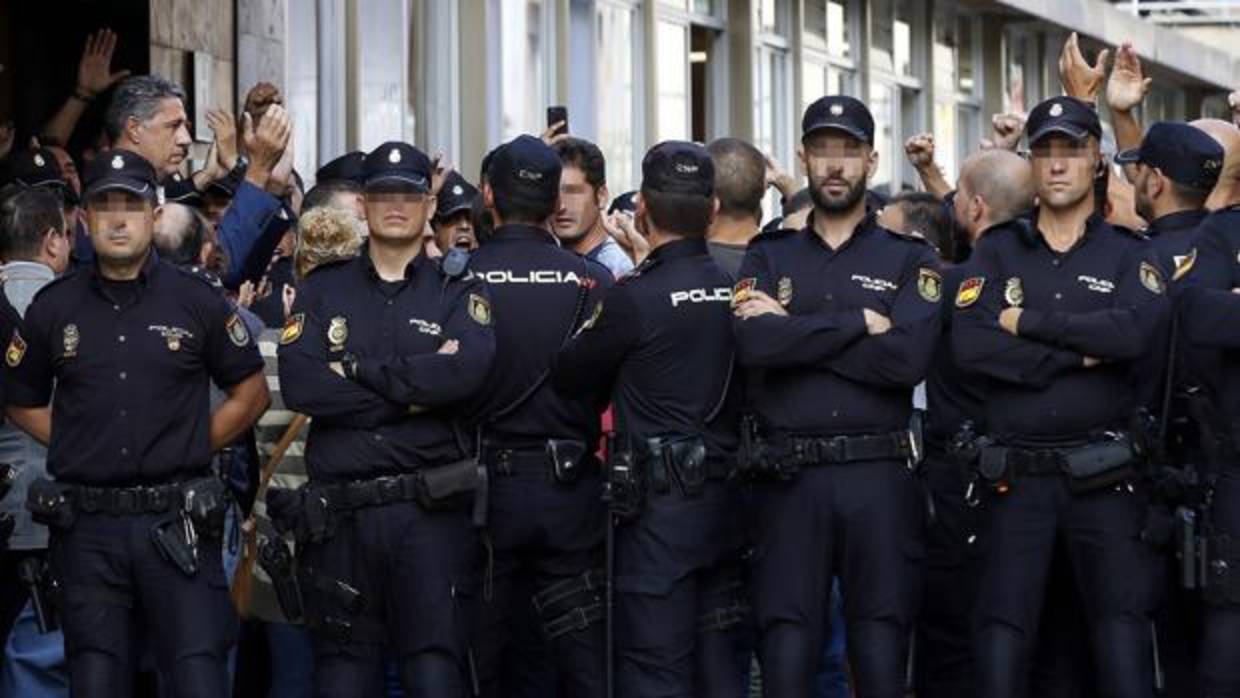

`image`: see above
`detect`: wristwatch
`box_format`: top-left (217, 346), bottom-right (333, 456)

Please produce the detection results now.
top-left (342, 352), bottom-right (360, 380)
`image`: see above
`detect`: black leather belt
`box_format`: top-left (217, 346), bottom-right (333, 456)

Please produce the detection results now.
top-left (481, 447), bottom-right (554, 475)
top-left (775, 431), bottom-right (912, 466)
top-left (316, 474), bottom-right (421, 510)
top-left (68, 476), bottom-right (210, 515)
top-left (1002, 449), bottom-right (1068, 477)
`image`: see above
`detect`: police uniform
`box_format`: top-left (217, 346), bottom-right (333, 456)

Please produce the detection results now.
top-left (4, 150), bottom-right (265, 698)
top-left (466, 135), bottom-right (612, 697)
top-left (1177, 201), bottom-right (1240, 697)
top-left (732, 96), bottom-right (939, 697)
top-left (953, 97), bottom-right (1167, 698)
top-left (435, 171), bottom-right (479, 222)
top-left (554, 141), bottom-right (747, 698)
top-left (275, 141), bottom-right (495, 697)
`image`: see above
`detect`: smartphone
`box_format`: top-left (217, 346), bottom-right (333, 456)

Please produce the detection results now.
top-left (547, 106), bottom-right (569, 137)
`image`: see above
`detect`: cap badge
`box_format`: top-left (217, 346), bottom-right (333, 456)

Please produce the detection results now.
top-left (673, 163), bottom-right (699, 174)
top-left (1205, 159), bottom-right (1222, 173)
top-left (1049, 103), bottom-right (1064, 117)
top-left (517, 169), bottom-right (544, 182)
top-left (33, 154), bottom-right (45, 168)
top-left (452, 185), bottom-right (464, 195)
top-left (111, 155), bottom-right (125, 170)
top-left (829, 103), bottom-right (844, 116)
top-left (389, 148), bottom-right (402, 164)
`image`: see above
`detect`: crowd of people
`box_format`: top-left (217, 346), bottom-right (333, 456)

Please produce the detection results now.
top-left (2, 25), bottom-right (1240, 698)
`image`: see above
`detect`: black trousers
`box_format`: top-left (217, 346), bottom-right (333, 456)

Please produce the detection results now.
top-left (473, 462), bottom-right (606, 698)
top-left (973, 476), bottom-right (1156, 698)
top-left (751, 460), bottom-right (924, 698)
top-left (614, 480), bottom-right (747, 698)
top-left (298, 501), bottom-right (476, 698)
top-left (50, 512), bottom-right (235, 698)
top-left (1201, 468), bottom-right (1240, 697)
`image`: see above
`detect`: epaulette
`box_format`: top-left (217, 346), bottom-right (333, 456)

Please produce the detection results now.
top-left (1115, 224), bottom-right (1150, 242)
top-left (174, 264), bottom-right (225, 291)
top-left (616, 256), bottom-right (660, 285)
top-left (879, 224), bottom-right (932, 245)
top-left (29, 268), bottom-right (82, 303)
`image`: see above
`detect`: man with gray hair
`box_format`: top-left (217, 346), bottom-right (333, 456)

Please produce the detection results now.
top-left (105, 76), bottom-right (292, 290)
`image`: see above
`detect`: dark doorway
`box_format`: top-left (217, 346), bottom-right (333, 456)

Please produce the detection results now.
top-left (0, 0), bottom-right (150, 158)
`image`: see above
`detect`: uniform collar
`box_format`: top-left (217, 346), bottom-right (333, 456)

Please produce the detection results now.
top-left (646, 237), bottom-right (708, 263)
top-left (1146, 208), bottom-right (1207, 238)
top-left (801, 210), bottom-right (879, 250)
top-left (492, 223), bottom-right (559, 245)
top-left (359, 241), bottom-right (427, 282)
top-left (1024, 208), bottom-right (1107, 250)
top-left (88, 248), bottom-right (161, 288)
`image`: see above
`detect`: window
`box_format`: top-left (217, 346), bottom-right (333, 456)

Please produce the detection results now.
top-left (286, 0), bottom-right (318, 180)
top-left (656, 0), bottom-right (726, 143)
top-left (754, 0), bottom-right (791, 161)
top-left (801, 0), bottom-right (857, 116)
top-left (868, 0), bottom-right (923, 193)
top-left (354, 0), bottom-right (414, 152)
top-left (494, 0), bottom-right (555, 142)
top-left (597, 1), bottom-right (639, 191)
top-left (932, 13), bottom-right (982, 182)
top-left (870, 81), bottom-right (896, 192)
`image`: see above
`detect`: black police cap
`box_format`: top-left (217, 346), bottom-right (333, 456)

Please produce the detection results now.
top-left (1026, 96), bottom-right (1101, 146)
top-left (802, 95), bottom-right (875, 144)
top-left (81, 150), bottom-right (158, 204)
top-left (435, 170), bottom-right (480, 219)
top-left (362, 142), bottom-right (432, 191)
top-left (316, 151), bottom-right (366, 185)
top-left (1115, 121), bottom-right (1224, 192)
top-left (5, 148), bottom-right (66, 190)
top-left (641, 141), bottom-right (714, 198)
top-left (164, 172), bottom-right (203, 208)
top-left (488, 134), bottom-right (561, 205)
top-left (608, 190), bottom-right (637, 215)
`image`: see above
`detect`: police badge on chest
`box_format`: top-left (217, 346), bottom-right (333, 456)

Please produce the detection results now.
top-left (328, 316), bottom-right (349, 352)
top-left (148, 325), bottom-right (195, 352)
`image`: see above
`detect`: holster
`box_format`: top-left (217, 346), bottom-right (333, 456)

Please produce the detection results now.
top-left (545, 439), bottom-right (588, 485)
top-left (25, 478), bottom-right (75, 532)
top-left (737, 414), bottom-right (775, 478)
top-left (415, 459), bottom-right (481, 512)
top-left (605, 445), bottom-right (644, 521)
top-left (1061, 437), bottom-right (1136, 494)
top-left (638, 435), bottom-right (709, 498)
top-left (977, 446), bottom-right (1012, 488)
top-left (258, 535), bottom-right (303, 622)
top-left (16, 557), bottom-right (59, 634)
top-left (182, 476), bottom-right (230, 540)
top-left (150, 516), bottom-right (198, 577)
top-left (266, 486), bottom-right (336, 545)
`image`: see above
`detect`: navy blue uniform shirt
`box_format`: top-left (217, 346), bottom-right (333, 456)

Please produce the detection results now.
top-left (467, 224), bottom-right (612, 445)
top-left (733, 213), bottom-right (941, 435)
top-left (1178, 207), bottom-right (1240, 421)
top-left (953, 214), bottom-right (1167, 447)
top-left (4, 253), bottom-right (264, 485)
top-left (278, 248), bottom-right (496, 481)
top-left (926, 263), bottom-right (986, 443)
top-left (553, 238), bottom-right (738, 459)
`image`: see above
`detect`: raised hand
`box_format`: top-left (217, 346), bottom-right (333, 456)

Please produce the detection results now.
top-left (77, 29), bottom-right (131, 98)
top-left (1106, 43), bottom-right (1151, 114)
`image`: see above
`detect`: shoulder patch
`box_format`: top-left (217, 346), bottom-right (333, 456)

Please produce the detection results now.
top-left (280, 313), bottom-right (305, 345)
top-left (226, 313), bottom-right (251, 347)
top-left (1172, 248), bottom-right (1197, 282)
top-left (1139, 261), bottom-right (1165, 295)
top-left (173, 264), bottom-right (223, 290)
top-left (5, 329), bottom-right (25, 367)
top-left (955, 277), bottom-right (985, 308)
top-left (917, 268), bottom-right (942, 303)
top-left (468, 293), bottom-right (492, 326)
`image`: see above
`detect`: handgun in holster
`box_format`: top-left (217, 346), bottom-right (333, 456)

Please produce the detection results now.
top-left (267, 486), bottom-right (336, 544)
top-left (258, 535), bottom-right (304, 622)
top-left (644, 435), bottom-right (708, 498)
top-left (16, 557), bottom-right (58, 633)
top-left (150, 514), bottom-right (198, 577)
top-left (605, 436), bottom-right (644, 521)
top-left (25, 478), bottom-right (74, 532)
top-left (183, 476), bottom-right (230, 540)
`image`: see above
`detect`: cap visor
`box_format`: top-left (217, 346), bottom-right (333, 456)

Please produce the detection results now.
top-left (1028, 125), bottom-right (1089, 147)
top-left (436, 202), bottom-right (472, 218)
top-left (84, 180), bottom-right (155, 202)
top-left (365, 174), bottom-right (429, 192)
top-left (802, 122), bottom-right (871, 143)
top-left (1113, 148), bottom-right (1141, 165)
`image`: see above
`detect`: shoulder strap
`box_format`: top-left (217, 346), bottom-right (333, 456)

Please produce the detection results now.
top-left (489, 260), bottom-right (592, 423)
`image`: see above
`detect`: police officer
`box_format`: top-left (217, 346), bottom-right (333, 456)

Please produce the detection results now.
top-left (466, 134), bottom-right (611, 697)
top-left (275, 141), bottom-right (495, 698)
top-left (732, 95), bottom-right (939, 697)
top-left (916, 148), bottom-right (1034, 698)
top-left (953, 96), bottom-right (1167, 698)
top-left (432, 170), bottom-right (481, 254)
top-left (2, 150), bottom-right (270, 697)
top-left (1177, 130), bottom-right (1240, 697)
top-left (554, 141), bottom-right (746, 698)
